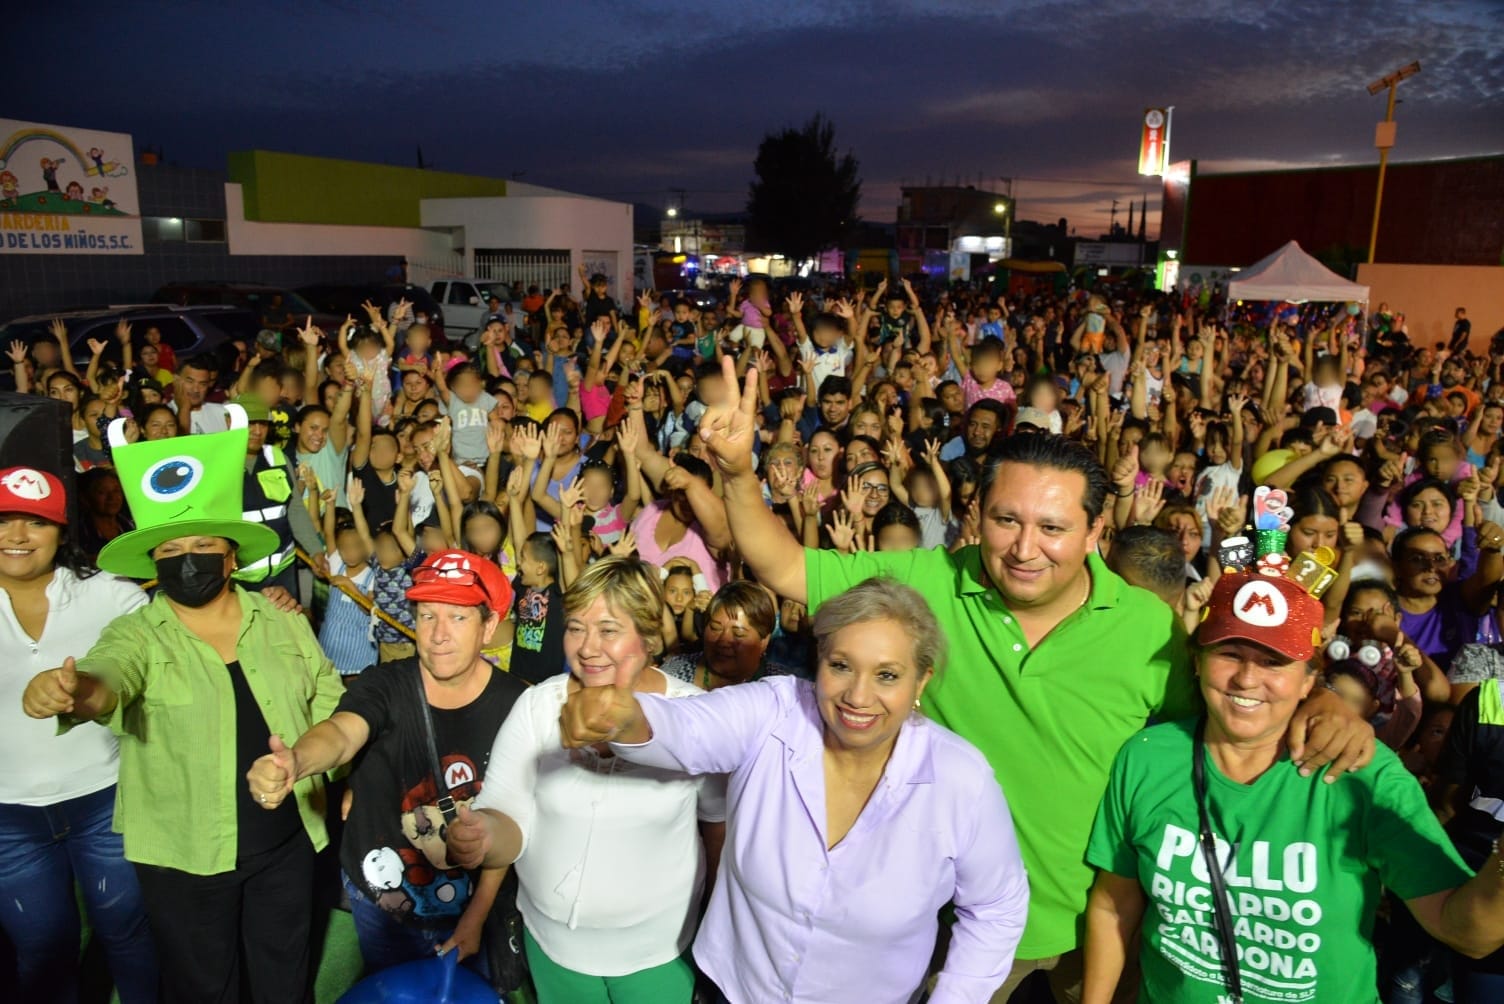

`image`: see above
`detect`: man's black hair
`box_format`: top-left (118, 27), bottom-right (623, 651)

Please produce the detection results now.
top-left (980, 432), bottom-right (1111, 522)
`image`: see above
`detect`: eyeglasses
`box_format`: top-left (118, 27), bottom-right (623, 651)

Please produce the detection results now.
top-left (412, 565), bottom-right (492, 603)
top-left (1401, 551), bottom-right (1450, 570)
top-left (860, 483), bottom-right (891, 495)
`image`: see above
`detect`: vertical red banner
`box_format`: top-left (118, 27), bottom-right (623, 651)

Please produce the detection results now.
top-left (1138, 108), bottom-right (1168, 176)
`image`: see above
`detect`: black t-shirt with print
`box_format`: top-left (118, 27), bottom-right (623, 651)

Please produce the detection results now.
top-left (336, 658), bottom-right (527, 928)
top-left (510, 580), bottom-right (565, 686)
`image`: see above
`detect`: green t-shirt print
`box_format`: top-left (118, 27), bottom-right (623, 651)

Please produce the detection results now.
top-left (1088, 720), bottom-right (1470, 1004)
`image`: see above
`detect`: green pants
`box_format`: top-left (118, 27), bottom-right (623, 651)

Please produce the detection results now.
top-left (523, 928), bottom-right (694, 1004)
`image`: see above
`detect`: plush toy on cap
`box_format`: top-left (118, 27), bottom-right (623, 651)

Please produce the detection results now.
top-left (406, 550), bottom-right (514, 617)
top-left (1196, 570), bottom-right (1326, 663)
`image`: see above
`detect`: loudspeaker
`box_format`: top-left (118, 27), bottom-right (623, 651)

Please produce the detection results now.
top-left (0, 393), bottom-right (78, 528)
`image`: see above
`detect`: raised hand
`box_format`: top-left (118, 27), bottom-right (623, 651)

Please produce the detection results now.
top-left (115, 319), bottom-right (131, 344)
top-left (246, 735), bottom-right (298, 810)
top-left (347, 478), bottom-right (366, 506)
top-left (86, 338), bottom-right (108, 357)
top-left (48, 318), bottom-right (68, 345)
top-left (1216, 494), bottom-right (1250, 537)
top-left (504, 466), bottom-right (528, 500)
top-left (840, 474), bottom-right (865, 518)
top-left (1183, 577), bottom-right (1215, 616)
top-left (396, 468), bottom-right (416, 495)
top-left (484, 418), bottom-right (508, 456)
top-left (22, 658), bottom-right (81, 718)
top-left (559, 477), bottom-right (586, 512)
top-left (616, 411), bottom-right (642, 455)
top-left (828, 510), bottom-right (858, 553)
top-left (1110, 442), bottom-right (1139, 492)
top-left (298, 316), bottom-right (319, 347)
top-left (360, 299), bottom-right (383, 324)
top-left (5, 340), bottom-right (25, 364)
top-left (510, 423), bottom-right (540, 461)
top-left (1132, 478), bottom-right (1165, 525)
top-left (695, 354), bottom-right (760, 478)
top-left (609, 528), bottom-right (639, 558)
top-left (785, 291), bottom-right (804, 315)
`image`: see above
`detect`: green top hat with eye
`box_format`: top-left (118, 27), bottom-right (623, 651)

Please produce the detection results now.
top-left (96, 404), bottom-right (280, 579)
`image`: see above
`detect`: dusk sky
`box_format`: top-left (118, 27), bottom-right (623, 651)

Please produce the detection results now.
top-left (6, 0), bottom-right (1502, 238)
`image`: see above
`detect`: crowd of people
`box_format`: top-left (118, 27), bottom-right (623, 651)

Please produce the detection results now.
top-left (5, 264), bottom-right (1504, 1003)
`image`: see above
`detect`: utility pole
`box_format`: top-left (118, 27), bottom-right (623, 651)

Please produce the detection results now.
top-left (1109, 199), bottom-right (1119, 236)
top-left (1366, 61), bottom-right (1420, 264)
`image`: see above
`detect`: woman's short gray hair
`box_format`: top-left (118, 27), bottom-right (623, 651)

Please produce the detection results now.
top-left (812, 577), bottom-right (947, 676)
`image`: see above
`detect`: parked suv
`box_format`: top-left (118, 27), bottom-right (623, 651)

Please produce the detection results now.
top-left (297, 282), bottom-right (449, 347)
top-left (151, 282), bottom-right (344, 333)
top-left (0, 304), bottom-right (242, 392)
top-left (429, 278), bottom-right (522, 339)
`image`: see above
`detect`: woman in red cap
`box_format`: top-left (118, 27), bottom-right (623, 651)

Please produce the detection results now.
top-left (1082, 570), bottom-right (1504, 1004)
top-left (246, 549), bottom-right (527, 980)
top-left (0, 466), bottom-right (158, 1003)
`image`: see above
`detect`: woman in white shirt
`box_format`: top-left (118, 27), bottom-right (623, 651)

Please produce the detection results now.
top-left (0, 466), bottom-right (157, 1002)
top-left (451, 556), bottom-right (725, 1003)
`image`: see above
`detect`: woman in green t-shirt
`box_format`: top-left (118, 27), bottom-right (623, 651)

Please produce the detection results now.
top-left (1082, 569), bottom-right (1504, 1004)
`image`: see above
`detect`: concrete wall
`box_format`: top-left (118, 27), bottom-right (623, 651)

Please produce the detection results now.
top-left (420, 195), bottom-right (634, 297)
top-left (1355, 264), bottom-right (1504, 352)
top-left (224, 184), bottom-right (455, 260)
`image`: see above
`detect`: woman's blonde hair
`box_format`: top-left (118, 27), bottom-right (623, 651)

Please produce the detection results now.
top-left (563, 556), bottom-right (666, 656)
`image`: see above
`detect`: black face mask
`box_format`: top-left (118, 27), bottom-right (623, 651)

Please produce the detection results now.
top-left (155, 552), bottom-right (230, 607)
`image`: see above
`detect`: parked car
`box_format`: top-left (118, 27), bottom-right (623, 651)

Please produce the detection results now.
top-left (151, 282), bottom-right (344, 333)
top-left (0, 305), bottom-right (241, 392)
top-left (658, 287), bottom-right (719, 311)
top-left (296, 282), bottom-right (449, 348)
top-left (429, 278), bottom-right (523, 339)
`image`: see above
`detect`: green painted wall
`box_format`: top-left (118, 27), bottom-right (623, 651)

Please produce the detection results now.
top-left (227, 150), bottom-right (507, 227)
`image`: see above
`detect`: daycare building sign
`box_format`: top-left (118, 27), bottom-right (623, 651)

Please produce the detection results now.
top-left (0, 118), bottom-right (142, 255)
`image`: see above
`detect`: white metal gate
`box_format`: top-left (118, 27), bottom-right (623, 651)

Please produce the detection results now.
top-left (473, 249), bottom-right (571, 294)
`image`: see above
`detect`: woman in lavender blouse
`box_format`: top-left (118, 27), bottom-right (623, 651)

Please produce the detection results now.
top-left (560, 576), bottom-right (1030, 1004)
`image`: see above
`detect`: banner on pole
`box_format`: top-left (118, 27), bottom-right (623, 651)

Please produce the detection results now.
top-left (1138, 108), bottom-right (1169, 177)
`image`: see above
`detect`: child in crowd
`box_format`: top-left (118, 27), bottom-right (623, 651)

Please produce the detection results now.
top-left (434, 361), bottom-right (498, 467)
top-left (341, 316), bottom-right (394, 423)
top-left (320, 484), bottom-right (378, 675)
top-left (367, 470), bottom-right (424, 663)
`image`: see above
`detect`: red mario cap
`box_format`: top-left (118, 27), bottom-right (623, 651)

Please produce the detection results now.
top-left (1196, 571), bottom-right (1324, 662)
top-left (0, 467), bottom-right (67, 524)
top-left (405, 550), bottom-right (513, 616)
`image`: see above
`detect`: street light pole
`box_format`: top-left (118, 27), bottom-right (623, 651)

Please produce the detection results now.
top-left (1366, 61), bottom-right (1420, 264)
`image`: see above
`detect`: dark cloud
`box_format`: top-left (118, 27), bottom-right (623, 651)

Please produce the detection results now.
top-left (2, 0), bottom-right (1499, 237)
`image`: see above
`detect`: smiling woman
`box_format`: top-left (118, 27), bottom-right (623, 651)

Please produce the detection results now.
top-left (0, 467), bottom-right (158, 1003)
top-left (447, 556), bottom-right (725, 1003)
top-left (553, 576), bottom-right (1030, 1004)
top-left (1082, 570), bottom-right (1504, 1003)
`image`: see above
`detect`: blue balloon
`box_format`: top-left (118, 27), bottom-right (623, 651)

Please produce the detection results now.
top-left (338, 948), bottom-right (495, 1004)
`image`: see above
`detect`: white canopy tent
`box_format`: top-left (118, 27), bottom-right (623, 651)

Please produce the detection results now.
top-left (1227, 240), bottom-right (1370, 304)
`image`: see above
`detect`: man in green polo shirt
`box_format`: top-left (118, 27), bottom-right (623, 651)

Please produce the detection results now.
top-left (693, 357), bottom-right (1374, 1002)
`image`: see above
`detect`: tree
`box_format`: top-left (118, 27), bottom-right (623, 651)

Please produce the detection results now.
top-left (747, 114), bottom-right (861, 262)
